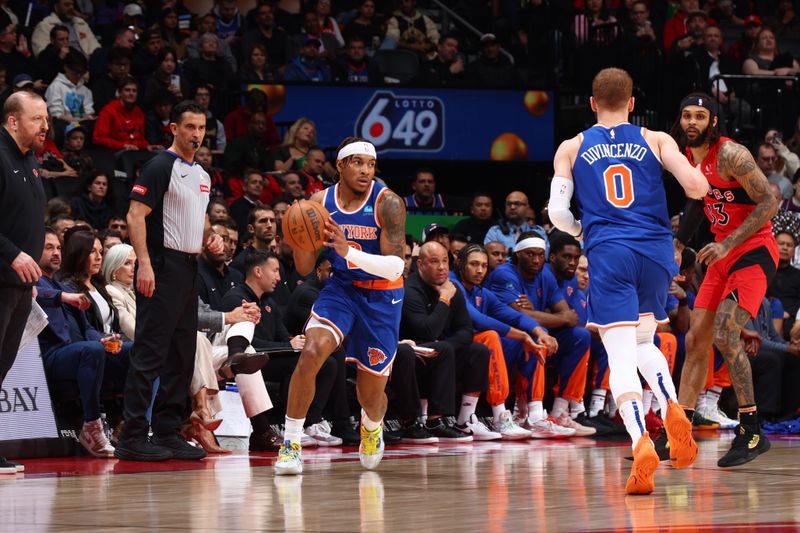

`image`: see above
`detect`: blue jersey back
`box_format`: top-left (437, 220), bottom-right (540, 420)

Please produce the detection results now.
top-left (323, 181), bottom-right (388, 283)
top-left (572, 124), bottom-right (676, 273)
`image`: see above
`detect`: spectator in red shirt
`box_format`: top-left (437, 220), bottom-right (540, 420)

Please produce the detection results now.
top-left (663, 0), bottom-right (698, 50)
top-left (298, 146), bottom-right (326, 196)
top-left (92, 76), bottom-right (161, 152)
top-left (223, 88), bottom-right (280, 147)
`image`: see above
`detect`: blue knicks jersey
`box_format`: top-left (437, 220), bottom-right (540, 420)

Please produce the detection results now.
top-left (322, 180), bottom-right (389, 283)
top-left (572, 124), bottom-right (677, 275)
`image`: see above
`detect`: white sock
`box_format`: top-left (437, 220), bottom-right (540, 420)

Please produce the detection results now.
top-left (458, 395), bottom-right (479, 425)
top-left (706, 385), bottom-right (722, 407)
top-left (284, 416), bottom-right (305, 444)
top-left (642, 389), bottom-right (654, 413)
top-left (361, 409), bottom-right (382, 432)
top-left (527, 401), bottom-right (544, 423)
top-left (696, 390), bottom-right (708, 411)
top-left (618, 399), bottom-right (646, 450)
top-left (569, 400), bottom-right (585, 418)
top-left (589, 389), bottom-right (607, 417)
top-left (637, 343), bottom-right (677, 414)
top-left (607, 395), bottom-right (618, 417)
top-left (551, 397), bottom-right (569, 419)
top-left (491, 403), bottom-right (506, 421)
top-left (420, 399), bottom-right (429, 422)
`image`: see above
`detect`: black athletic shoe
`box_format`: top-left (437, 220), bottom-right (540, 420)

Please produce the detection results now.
top-left (425, 419), bottom-right (473, 442)
top-left (400, 421), bottom-right (439, 444)
top-left (383, 428), bottom-right (402, 445)
top-left (152, 434), bottom-right (207, 460)
top-left (331, 422), bottom-right (361, 446)
top-left (575, 413), bottom-right (611, 436)
top-left (692, 411), bottom-right (721, 430)
top-left (249, 427), bottom-right (284, 451)
top-left (717, 425), bottom-right (771, 467)
top-left (114, 436), bottom-right (173, 462)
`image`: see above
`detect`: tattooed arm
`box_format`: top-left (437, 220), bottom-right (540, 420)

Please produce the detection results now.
top-left (696, 141), bottom-right (778, 266)
top-left (378, 191), bottom-right (407, 259)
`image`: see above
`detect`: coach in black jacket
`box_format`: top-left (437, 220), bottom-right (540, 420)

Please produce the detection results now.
top-left (399, 241), bottom-right (489, 438)
top-left (0, 93), bottom-right (48, 404)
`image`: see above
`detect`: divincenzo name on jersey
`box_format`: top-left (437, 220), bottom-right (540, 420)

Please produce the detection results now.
top-left (579, 143), bottom-right (648, 165)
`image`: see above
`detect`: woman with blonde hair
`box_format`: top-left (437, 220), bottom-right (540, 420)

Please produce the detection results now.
top-left (270, 118), bottom-right (336, 178)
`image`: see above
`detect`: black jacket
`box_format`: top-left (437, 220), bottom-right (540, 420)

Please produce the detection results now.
top-left (400, 271), bottom-right (473, 351)
top-left (452, 216), bottom-right (495, 244)
top-left (62, 279), bottom-right (122, 337)
top-left (0, 126), bottom-right (45, 286)
top-left (197, 255), bottom-right (234, 310)
top-left (71, 193), bottom-right (116, 230)
top-left (284, 277), bottom-right (321, 335)
top-left (220, 281), bottom-right (292, 351)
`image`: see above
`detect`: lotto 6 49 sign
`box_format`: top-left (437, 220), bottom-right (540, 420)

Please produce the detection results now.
top-left (356, 92), bottom-right (444, 154)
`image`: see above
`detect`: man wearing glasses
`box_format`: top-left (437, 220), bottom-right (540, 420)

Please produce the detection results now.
top-left (484, 191), bottom-right (548, 256)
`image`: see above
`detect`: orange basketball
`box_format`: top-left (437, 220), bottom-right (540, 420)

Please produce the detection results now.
top-left (281, 200), bottom-right (330, 252)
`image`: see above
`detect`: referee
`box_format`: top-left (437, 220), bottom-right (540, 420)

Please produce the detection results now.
top-left (115, 101), bottom-right (223, 462)
top-left (0, 92), bottom-right (48, 473)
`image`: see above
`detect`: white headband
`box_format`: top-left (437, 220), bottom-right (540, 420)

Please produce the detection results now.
top-left (337, 141), bottom-right (377, 161)
top-left (514, 237), bottom-right (546, 253)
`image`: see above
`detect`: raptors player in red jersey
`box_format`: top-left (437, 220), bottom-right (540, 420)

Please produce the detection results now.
top-left (672, 93), bottom-right (778, 467)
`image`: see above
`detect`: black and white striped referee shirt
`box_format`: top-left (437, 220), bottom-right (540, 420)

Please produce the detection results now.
top-left (129, 150), bottom-right (211, 254)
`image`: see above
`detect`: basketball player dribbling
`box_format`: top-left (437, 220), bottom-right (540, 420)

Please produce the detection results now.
top-left (275, 137), bottom-right (406, 475)
top-left (672, 93), bottom-right (778, 467)
top-left (549, 68), bottom-right (709, 494)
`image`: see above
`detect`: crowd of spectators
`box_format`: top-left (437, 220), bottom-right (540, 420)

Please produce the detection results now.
top-left (3, 0), bottom-right (800, 456)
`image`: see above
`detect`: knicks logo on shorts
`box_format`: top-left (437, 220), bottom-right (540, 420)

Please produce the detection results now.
top-left (367, 347), bottom-right (387, 366)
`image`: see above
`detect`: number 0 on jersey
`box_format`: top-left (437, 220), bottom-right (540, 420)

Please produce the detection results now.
top-left (603, 164), bottom-right (635, 208)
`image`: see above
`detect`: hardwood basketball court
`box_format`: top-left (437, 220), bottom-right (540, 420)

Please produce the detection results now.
top-left (3, 432), bottom-right (799, 532)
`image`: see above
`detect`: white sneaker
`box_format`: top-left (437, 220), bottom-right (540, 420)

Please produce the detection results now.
top-left (528, 416), bottom-right (576, 439)
top-left (79, 418), bottom-right (115, 457)
top-left (275, 440), bottom-right (303, 475)
top-left (556, 413), bottom-right (597, 436)
top-left (700, 405), bottom-right (738, 430)
top-left (491, 410), bottom-right (532, 440)
top-left (300, 434), bottom-right (319, 448)
top-left (304, 420), bottom-right (343, 446)
top-left (458, 414), bottom-right (501, 441)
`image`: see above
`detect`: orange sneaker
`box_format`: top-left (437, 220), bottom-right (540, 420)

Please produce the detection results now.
top-left (625, 432), bottom-right (659, 495)
top-left (664, 400), bottom-right (698, 469)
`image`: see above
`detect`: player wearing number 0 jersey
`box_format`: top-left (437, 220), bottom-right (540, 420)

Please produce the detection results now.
top-left (275, 137), bottom-right (407, 476)
top-left (548, 68), bottom-right (708, 495)
top-left (672, 93), bottom-right (779, 468)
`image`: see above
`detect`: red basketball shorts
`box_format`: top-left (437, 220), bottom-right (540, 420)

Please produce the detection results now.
top-left (694, 238), bottom-right (778, 318)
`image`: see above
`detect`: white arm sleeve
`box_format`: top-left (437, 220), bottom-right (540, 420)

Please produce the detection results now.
top-left (548, 176), bottom-right (582, 237)
top-left (344, 247), bottom-right (405, 281)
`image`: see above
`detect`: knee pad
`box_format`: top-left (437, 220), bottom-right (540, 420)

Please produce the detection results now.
top-left (636, 314), bottom-right (658, 345)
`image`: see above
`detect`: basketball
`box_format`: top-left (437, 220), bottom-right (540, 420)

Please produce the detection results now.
top-left (281, 199), bottom-right (330, 252)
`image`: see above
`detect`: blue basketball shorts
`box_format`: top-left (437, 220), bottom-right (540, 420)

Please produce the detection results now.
top-left (306, 279), bottom-right (402, 376)
top-left (585, 242), bottom-right (672, 329)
